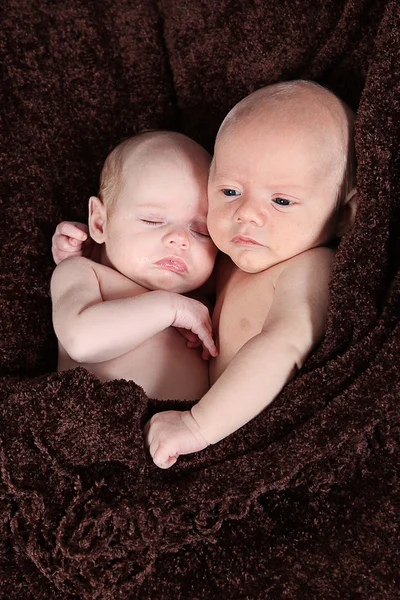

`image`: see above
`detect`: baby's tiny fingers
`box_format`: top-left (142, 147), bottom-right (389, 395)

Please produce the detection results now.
top-left (52, 232), bottom-right (79, 251)
top-left (180, 329), bottom-right (198, 342)
top-left (201, 331), bottom-right (218, 357)
top-left (153, 450), bottom-right (178, 469)
top-left (60, 237), bottom-right (79, 252)
top-left (209, 342), bottom-right (218, 357)
top-left (201, 347), bottom-right (210, 360)
top-left (187, 338), bottom-right (201, 348)
top-left (59, 222), bottom-right (88, 240)
top-left (148, 438), bottom-right (158, 461)
top-left (143, 421), bottom-right (152, 449)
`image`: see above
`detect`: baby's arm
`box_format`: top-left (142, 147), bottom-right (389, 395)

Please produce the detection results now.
top-left (51, 256), bottom-right (217, 363)
top-left (145, 247), bottom-right (334, 468)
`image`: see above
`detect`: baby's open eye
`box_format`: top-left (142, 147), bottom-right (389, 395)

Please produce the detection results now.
top-left (273, 197), bottom-right (292, 206)
top-left (222, 189), bottom-right (240, 197)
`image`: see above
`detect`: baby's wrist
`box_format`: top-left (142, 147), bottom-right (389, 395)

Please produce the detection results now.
top-left (166, 291), bottom-right (181, 325)
top-left (150, 290), bottom-right (178, 326)
top-left (182, 410), bottom-right (211, 447)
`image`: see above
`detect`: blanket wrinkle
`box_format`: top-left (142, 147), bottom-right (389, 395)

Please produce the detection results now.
top-left (1, 0), bottom-right (399, 597)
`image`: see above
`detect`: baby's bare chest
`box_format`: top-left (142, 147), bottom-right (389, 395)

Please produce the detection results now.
top-left (211, 266), bottom-right (280, 380)
top-left (220, 276), bottom-right (273, 337)
top-left (61, 264), bottom-right (209, 399)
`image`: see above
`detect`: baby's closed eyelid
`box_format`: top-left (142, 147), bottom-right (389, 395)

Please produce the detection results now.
top-left (189, 223), bottom-right (211, 238)
top-left (141, 218), bottom-right (164, 225)
top-left (194, 231), bottom-right (211, 239)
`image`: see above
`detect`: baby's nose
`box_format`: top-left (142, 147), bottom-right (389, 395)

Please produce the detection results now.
top-left (164, 227), bottom-right (190, 248)
top-left (235, 197), bottom-right (266, 225)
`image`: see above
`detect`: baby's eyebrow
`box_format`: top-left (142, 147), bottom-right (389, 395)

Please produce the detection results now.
top-left (271, 185), bottom-right (307, 193)
top-left (211, 173), bottom-right (242, 183)
top-left (211, 177), bottom-right (308, 194)
top-left (135, 203), bottom-right (166, 210)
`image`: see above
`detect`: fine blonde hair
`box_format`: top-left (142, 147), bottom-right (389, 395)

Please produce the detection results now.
top-left (98, 131), bottom-right (156, 208)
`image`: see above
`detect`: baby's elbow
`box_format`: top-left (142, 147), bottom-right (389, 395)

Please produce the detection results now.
top-left (65, 343), bottom-right (90, 364)
top-left (293, 316), bottom-right (325, 364)
top-left (57, 327), bottom-right (92, 364)
top-left (282, 341), bottom-right (305, 375)
top-left (289, 332), bottom-right (319, 373)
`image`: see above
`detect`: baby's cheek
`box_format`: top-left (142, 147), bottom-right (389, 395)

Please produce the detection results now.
top-left (196, 247), bottom-right (217, 279)
top-left (207, 217), bottom-right (227, 251)
top-left (209, 233), bottom-right (225, 254)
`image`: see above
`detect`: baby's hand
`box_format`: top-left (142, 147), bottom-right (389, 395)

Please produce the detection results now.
top-left (172, 295), bottom-right (217, 360)
top-left (51, 221), bottom-right (91, 264)
top-left (144, 410), bottom-right (209, 469)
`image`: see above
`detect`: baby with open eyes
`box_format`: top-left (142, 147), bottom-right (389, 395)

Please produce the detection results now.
top-left (52, 80), bottom-right (357, 468)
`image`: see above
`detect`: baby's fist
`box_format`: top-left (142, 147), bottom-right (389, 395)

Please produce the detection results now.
top-left (144, 410), bottom-right (209, 469)
top-left (52, 221), bottom-right (90, 264)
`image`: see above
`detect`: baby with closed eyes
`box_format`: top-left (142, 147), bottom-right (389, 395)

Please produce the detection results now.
top-left (51, 131), bottom-right (218, 401)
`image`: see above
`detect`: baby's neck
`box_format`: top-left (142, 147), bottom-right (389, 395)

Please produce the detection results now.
top-left (97, 243), bottom-right (110, 267)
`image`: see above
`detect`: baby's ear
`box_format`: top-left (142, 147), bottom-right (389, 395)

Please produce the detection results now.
top-left (336, 188), bottom-right (358, 237)
top-left (88, 196), bottom-right (107, 243)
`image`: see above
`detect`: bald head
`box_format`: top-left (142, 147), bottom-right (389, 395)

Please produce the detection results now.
top-left (217, 80), bottom-right (356, 204)
top-left (99, 131), bottom-right (211, 208)
top-left (221, 80), bottom-right (353, 125)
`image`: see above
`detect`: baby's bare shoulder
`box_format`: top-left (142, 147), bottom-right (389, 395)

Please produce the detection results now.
top-left (52, 256), bottom-right (102, 286)
top-left (289, 246), bottom-right (334, 265)
top-left (279, 246), bottom-right (334, 278)
top-left (274, 247), bottom-right (335, 303)
top-left (51, 256), bottom-right (100, 298)
top-left (52, 255), bottom-right (98, 280)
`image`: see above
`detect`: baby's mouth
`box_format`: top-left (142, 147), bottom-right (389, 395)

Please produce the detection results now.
top-left (155, 256), bottom-right (188, 273)
top-left (231, 235), bottom-right (264, 247)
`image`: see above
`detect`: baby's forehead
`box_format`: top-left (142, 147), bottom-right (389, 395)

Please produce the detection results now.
top-left (220, 83), bottom-right (349, 145)
top-left (216, 118), bottom-right (336, 164)
top-left (217, 101), bottom-right (347, 176)
top-left (228, 104), bottom-right (340, 142)
top-left (118, 140), bottom-right (210, 213)
top-left (123, 141), bottom-right (210, 179)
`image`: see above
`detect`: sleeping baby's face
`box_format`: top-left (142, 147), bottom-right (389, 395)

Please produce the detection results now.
top-left (207, 82), bottom-right (355, 274)
top-left (93, 135), bottom-right (218, 293)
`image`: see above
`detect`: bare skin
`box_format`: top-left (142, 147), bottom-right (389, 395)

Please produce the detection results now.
top-left (55, 258), bottom-right (215, 400)
top-left (52, 81), bottom-right (358, 468)
top-left (51, 132), bottom-right (218, 401)
top-left (144, 81), bottom-right (357, 466)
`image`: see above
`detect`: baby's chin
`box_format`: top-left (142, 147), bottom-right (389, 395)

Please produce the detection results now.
top-left (145, 274), bottom-right (205, 294)
top-left (229, 251), bottom-right (273, 274)
top-left (232, 261), bottom-right (264, 274)
top-left (156, 282), bottom-right (200, 294)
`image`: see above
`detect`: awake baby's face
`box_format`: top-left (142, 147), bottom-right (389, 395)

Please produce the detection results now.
top-left (207, 88), bottom-right (349, 273)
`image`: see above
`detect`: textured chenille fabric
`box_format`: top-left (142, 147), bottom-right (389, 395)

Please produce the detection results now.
top-left (0, 0), bottom-right (399, 598)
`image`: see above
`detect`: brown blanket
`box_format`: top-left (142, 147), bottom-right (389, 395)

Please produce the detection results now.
top-left (1, 0), bottom-right (399, 598)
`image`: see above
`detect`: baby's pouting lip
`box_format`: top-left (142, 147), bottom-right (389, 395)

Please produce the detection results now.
top-left (155, 256), bottom-right (188, 273)
top-left (231, 235), bottom-right (264, 247)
